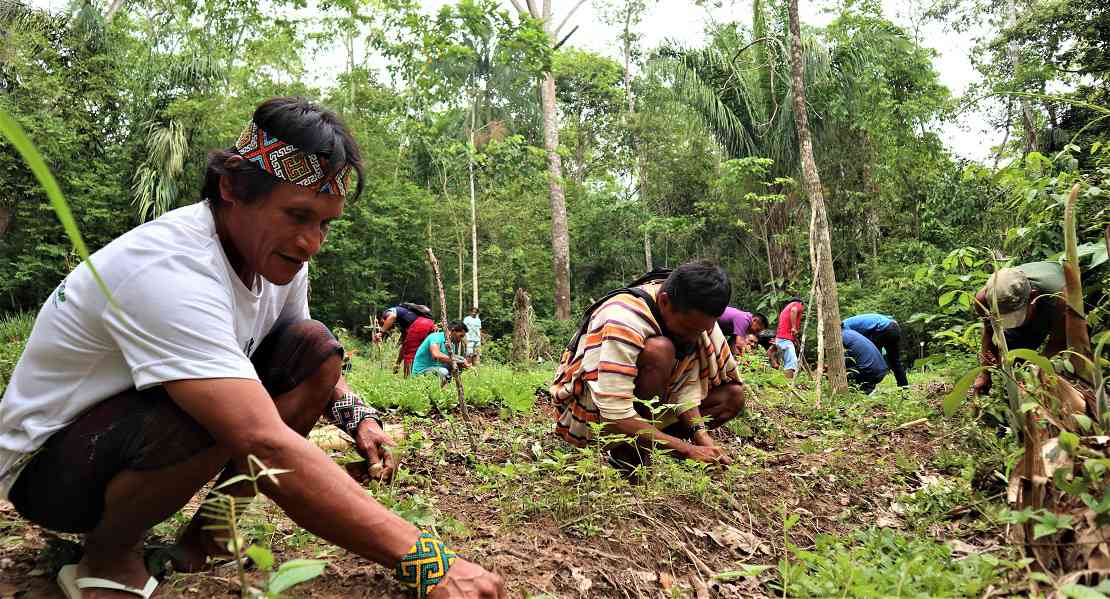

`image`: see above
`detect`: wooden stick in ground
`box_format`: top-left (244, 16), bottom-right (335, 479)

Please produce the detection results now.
top-left (426, 247), bottom-right (479, 457)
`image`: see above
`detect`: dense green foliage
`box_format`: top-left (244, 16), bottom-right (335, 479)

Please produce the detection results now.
top-left (1, 0), bottom-right (1106, 359)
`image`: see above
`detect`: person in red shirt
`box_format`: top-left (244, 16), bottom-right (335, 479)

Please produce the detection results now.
top-left (771, 298), bottom-right (805, 378)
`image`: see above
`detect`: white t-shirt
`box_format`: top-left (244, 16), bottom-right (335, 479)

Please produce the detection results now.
top-left (0, 202), bottom-right (309, 499)
top-left (463, 315), bottom-right (481, 342)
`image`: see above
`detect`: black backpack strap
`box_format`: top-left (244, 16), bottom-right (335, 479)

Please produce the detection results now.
top-left (564, 284), bottom-right (666, 358)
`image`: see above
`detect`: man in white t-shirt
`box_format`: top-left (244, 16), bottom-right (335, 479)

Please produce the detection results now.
top-left (0, 98), bottom-right (503, 599)
top-left (463, 307), bottom-right (482, 365)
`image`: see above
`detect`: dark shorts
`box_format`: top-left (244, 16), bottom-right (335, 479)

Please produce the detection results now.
top-left (8, 319), bottom-right (342, 534)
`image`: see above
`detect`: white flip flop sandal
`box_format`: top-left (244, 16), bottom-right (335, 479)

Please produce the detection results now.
top-left (58, 563), bottom-right (159, 598)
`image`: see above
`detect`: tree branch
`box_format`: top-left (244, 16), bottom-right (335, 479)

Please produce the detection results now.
top-left (426, 248), bottom-right (479, 457)
top-left (525, 0), bottom-right (539, 19)
top-left (553, 25), bottom-right (578, 50)
top-left (507, 0), bottom-right (527, 16)
top-left (553, 0), bottom-right (587, 36)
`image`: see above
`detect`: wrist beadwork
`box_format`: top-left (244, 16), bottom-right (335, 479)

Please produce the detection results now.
top-left (395, 532), bottom-right (458, 598)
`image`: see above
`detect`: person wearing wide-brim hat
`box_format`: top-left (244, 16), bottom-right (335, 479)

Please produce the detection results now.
top-left (971, 261), bottom-right (1067, 397)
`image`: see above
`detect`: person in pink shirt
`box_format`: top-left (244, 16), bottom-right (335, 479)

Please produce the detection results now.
top-left (717, 307), bottom-right (768, 355)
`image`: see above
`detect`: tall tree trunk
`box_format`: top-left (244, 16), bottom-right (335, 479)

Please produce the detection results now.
top-left (510, 0), bottom-right (580, 320)
top-left (104, 0), bottom-right (126, 20)
top-left (623, 5), bottom-right (652, 273)
top-left (468, 102), bottom-right (480, 311)
top-left (789, 0), bottom-right (847, 392)
top-left (457, 225), bottom-right (465, 320)
top-left (1008, 0), bottom-right (1038, 155)
top-left (541, 71), bottom-right (572, 319)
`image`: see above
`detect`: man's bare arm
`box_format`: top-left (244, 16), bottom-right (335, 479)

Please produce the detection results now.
top-left (603, 416), bottom-right (693, 456)
top-left (164, 378), bottom-right (418, 564)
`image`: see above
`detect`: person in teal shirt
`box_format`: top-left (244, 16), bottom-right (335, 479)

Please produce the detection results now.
top-left (412, 321), bottom-right (468, 384)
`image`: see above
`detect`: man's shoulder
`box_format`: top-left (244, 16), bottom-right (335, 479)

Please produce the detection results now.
top-left (593, 288), bottom-right (658, 332)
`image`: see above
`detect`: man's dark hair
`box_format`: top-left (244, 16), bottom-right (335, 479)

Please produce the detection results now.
top-left (447, 320), bottom-right (467, 333)
top-left (756, 329), bottom-right (775, 348)
top-left (753, 313), bottom-right (769, 328)
top-left (661, 260), bottom-right (731, 316)
top-left (204, 97), bottom-right (364, 208)
top-left (780, 295), bottom-right (803, 311)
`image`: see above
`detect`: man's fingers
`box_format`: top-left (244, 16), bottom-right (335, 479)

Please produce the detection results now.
top-left (363, 442), bottom-right (382, 471)
top-left (486, 573), bottom-right (506, 599)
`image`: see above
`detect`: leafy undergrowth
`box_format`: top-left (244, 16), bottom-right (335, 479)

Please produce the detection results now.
top-left (0, 333), bottom-right (1046, 597)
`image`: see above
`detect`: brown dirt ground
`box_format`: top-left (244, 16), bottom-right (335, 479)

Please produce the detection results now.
top-left (0, 392), bottom-right (994, 598)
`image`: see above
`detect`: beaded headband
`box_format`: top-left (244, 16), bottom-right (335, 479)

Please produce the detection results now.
top-left (235, 121), bottom-right (351, 196)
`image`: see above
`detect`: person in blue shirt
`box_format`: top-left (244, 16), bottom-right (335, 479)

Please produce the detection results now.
top-left (842, 313), bottom-right (908, 387)
top-left (842, 329), bottom-right (889, 393)
top-left (412, 321), bottom-right (468, 385)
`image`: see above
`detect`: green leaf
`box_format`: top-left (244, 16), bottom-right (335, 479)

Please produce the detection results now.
top-left (1033, 522), bottom-right (1058, 539)
top-left (1007, 348), bottom-right (1056, 378)
top-left (938, 290), bottom-right (957, 307)
top-left (1089, 243), bottom-right (1108, 269)
top-left (0, 110), bottom-right (115, 308)
top-left (246, 544), bottom-right (275, 572)
top-left (1028, 572), bottom-right (1053, 584)
top-left (268, 559), bottom-right (327, 594)
top-left (1075, 414), bottom-right (1094, 432)
top-left (1059, 431), bottom-right (1080, 454)
top-left (712, 565), bottom-right (774, 580)
top-left (1060, 584), bottom-right (1110, 599)
top-left (943, 367), bottom-right (988, 417)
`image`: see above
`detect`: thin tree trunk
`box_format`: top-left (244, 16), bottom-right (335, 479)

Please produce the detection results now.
top-left (457, 225), bottom-right (465, 320)
top-left (512, 288), bottom-right (534, 364)
top-left (643, 230), bottom-right (653, 271)
top-left (512, 0), bottom-right (575, 319)
top-left (542, 71), bottom-right (572, 319)
top-left (426, 249), bottom-right (478, 456)
top-left (468, 102), bottom-right (480, 311)
top-left (1008, 0), bottom-right (1038, 155)
top-left (0, 205), bottom-right (11, 238)
top-left (104, 0), bottom-right (126, 20)
top-left (789, 0), bottom-right (846, 392)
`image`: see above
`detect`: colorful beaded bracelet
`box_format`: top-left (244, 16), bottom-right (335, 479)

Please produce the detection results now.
top-left (395, 532), bottom-right (458, 598)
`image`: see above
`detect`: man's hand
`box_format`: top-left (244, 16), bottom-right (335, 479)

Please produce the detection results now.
top-left (691, 429), bottom-right (715, 447)
top-left (428, 559), bottom-right (505, 599)
top-left (683, 443), bottom-right (732, 466)
top-left (392, 363), bottom-right (401, 374)
top-left (971, 372), bottom-right (992, 397)
top-left (355, 419), bottom-right (397, 481)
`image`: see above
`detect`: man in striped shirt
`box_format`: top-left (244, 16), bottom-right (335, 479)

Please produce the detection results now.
top-left (550, 261), bottom-right (745, 469)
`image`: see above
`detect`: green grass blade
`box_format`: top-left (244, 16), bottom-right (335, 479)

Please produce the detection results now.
top-left (943, 366), bottom-right (988, 417)
top-left (0, 110), bottom-right (116, 308)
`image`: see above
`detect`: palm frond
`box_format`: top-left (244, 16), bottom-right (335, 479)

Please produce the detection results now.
top-left (131, 119), bottom-right (187, 222)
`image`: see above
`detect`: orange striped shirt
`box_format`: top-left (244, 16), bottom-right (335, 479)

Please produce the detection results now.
top-left (551, 283), bottom-right (742, 446)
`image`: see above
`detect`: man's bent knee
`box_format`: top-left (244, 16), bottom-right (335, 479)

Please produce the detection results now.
top-left (252, 319), bottom-right (343, 397)
top-left (705, 383), bottom-right (745, 429)
top-left (8, 387), bottom-right (214, 533)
